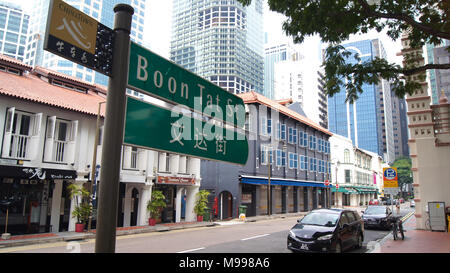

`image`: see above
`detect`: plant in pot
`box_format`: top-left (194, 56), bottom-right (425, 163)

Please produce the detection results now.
top-left (194, 190), bottom-right (210, 222)
top-left (68, 183), bottom-right (92, 232)
top-left (147, 190), bottom-right (166, 226)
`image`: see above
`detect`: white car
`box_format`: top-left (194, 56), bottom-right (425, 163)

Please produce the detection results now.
top-left (410, 200), bottom-right (415, 207)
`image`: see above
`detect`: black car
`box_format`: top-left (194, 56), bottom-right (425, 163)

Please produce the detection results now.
top-left (287, 209), bottom-right (364, 253)
top-left (361, 205), bottom-right (393, 230)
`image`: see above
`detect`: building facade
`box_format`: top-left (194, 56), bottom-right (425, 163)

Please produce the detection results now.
top-left (0, 2), bottom-right (29, 62)
top-left (170, 0), bottom-right (264, 95)
top-left (201, 91), bottom-right (332, 220)
top-left (327, 39), bottom-right (395, 164)
top-left (329, 134), bottom-right (382, 208)
top-left (0, 55), bottom-right (201, 236)
top-left (399, 33), bottom-right (450, 230)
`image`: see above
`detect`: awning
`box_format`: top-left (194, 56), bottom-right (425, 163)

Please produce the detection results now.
top-left (240, 176), bottom-right (327, 188)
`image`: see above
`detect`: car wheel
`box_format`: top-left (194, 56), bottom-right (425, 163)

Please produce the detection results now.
top-left (355, 233), bottom-right (363, 249)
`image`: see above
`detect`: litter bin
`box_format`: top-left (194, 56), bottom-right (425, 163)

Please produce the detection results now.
top-left (239, 205), bottom-right (247, 221)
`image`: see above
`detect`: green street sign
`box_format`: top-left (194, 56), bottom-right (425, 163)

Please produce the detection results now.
top-left (124, 96), bottom-right (249, 165)
top-left (127, 42), bottom-right (245, 127)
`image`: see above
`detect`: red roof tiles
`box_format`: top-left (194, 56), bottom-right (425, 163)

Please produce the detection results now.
top-left (238, 91), bottom-right (332, 136)
top-left (0, 56), bottom-right (106, 116)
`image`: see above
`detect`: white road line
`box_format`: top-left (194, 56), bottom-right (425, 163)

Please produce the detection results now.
top-left (241, 234), bottom-right (270, 241)
top-left (177, 247), bottom-right (205, 253)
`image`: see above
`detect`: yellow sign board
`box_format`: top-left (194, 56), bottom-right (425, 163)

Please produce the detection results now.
top-left (383, 167), bottom-right (398, 188)
top-left (44, 0), bottom-right (114, 76)
top-left (47, 0), bottom-right (98, 54)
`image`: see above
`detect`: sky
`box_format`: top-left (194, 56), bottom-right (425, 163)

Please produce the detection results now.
top-left (14, 0), bottom-right (402, 65)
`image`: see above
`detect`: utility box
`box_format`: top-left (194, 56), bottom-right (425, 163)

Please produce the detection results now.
top-left (428, 202), bottom-right (446, 231)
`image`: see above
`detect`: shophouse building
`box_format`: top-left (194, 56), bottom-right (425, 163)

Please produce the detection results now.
top-left (0, 55), bottom-right (201, 236)
top-left (329, 134), bottom-right (382, 207)
top-left (200, 91), bottom-right (332, 219)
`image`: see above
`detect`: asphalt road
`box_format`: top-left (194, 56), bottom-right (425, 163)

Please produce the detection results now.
top-left (2, 207), bottom-right (414, 253)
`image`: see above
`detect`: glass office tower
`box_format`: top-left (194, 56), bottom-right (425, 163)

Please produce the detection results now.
top-left (170, 0), bottom-right (264, 95)
top-left (24, 0), bottom-right (146, 85)
top-left (0, 2), bottom-right (30, 62)
top-left (328, 39), bottom-right (395, 164)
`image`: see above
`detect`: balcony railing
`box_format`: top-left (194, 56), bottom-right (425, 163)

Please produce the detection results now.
top-left (53, 140), bottom-right (67, 163)
top-left (8, 134), bottom-right (30, 159)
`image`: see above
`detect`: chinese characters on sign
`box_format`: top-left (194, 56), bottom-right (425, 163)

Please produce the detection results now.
top-left (124, 96), bottom-right (248, 165)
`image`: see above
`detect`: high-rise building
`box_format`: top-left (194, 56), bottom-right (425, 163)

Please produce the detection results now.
top-left (170, 0), bottom-right (264, 95)
top-left (265, 40), bottom-right (328, 129)
top-left (24, 0), bottom-right (146, 85)
top-left (327, 39), bottom-right (395, 163)
top-left (264, 41), bottom-right (300, 99)
top-left (390, 88), bottom-right (409, 159)
top-left (0, 2), bottom-right (30, 62)
top-left (425, 40), bottom-right (450, 104)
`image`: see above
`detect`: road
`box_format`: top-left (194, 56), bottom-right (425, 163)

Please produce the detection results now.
top-left (2, 207), bottom-right (414, 253)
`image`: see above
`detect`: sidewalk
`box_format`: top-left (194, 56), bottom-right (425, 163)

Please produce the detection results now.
top-left (0, 212), bottom-right (307, 249)
top-left (376, 214), bottom-right (450, 253)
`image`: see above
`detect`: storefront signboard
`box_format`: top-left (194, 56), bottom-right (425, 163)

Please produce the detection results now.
top-left (157, 176), bottom-right (195, 186)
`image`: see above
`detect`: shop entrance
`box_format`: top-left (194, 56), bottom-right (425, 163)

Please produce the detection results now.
top-left (219, 191), bottom-right (233, 220)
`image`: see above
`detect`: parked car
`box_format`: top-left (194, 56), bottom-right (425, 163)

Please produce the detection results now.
top-left (369, 199), bottom-right (380, 205)
top-left (361, 205), bottom-right (393, 230)
top-left (399, 198), bottom-right (404, 204)
top-left (287, 209), bottom-right (364, 253)
top-left (410, 200), bottom-right (415, 207)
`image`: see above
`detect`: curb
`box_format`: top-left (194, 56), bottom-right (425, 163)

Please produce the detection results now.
top-left (365, 211), bottom-right (415, 253)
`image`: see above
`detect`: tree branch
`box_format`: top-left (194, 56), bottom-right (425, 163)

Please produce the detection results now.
top-left (402, 63), bottom-right (450, 76)
top-left (356, 0), bottom-right (450, 40)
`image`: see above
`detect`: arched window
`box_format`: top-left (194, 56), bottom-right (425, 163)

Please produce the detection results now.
top-left (344, 149), bottom-right (350, 163)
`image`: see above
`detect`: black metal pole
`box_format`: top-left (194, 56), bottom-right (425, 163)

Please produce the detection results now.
top-left (95, 4), bottom-right (133, 253)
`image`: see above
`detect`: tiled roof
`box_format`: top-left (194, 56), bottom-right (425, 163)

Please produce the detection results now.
top-left (238, 91), bottom-right (332, 136)
top-left (0, 59), bottom-right (106, 116)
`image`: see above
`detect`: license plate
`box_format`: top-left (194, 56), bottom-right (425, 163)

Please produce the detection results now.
top-left (300, 243), bottom-right (309, 250)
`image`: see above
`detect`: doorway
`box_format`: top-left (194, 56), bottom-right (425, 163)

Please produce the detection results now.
top-left (219, 191), bottom-right (233, 220)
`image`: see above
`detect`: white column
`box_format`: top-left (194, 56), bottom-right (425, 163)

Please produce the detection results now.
top-left (50, 180), bottom-right (63, 232)
top-left (185, 185), bottom-right (199, 222)
top-left (170, 154), bottom-right (180, 174)
top-left (68, 180), bottom-right (86, 231)
top-left (138, 184), bottom-right (151, 226)
top-left (123, 184), bottom-right (132, 227)
top-left (175, 187), bottom-right (184, 223)
top-left (158, 152), bottom-right (167, 172)
top-left (123, 146), bottom-right (131, 169)
top-left (179, 156), bottom-right (187, 174)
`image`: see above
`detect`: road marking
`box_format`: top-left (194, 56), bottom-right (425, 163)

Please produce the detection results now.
top-left (177, 247), bottom-right (205, 253)
top-left (241, 234), bottom-right (270, 241)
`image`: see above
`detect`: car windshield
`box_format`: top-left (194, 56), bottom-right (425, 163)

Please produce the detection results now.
top-left (365, 206), bottom-right (386, 215)
top-left (299, 212), bottom-right (339, 227)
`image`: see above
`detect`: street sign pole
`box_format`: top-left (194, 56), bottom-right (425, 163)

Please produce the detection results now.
top-left (94, 4), bottom-right (133, 253)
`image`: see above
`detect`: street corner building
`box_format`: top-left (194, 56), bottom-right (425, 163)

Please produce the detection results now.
top-left (0, 55), bottom-right (202, 236)
top-left (200, 91), bottom-right (333, 220)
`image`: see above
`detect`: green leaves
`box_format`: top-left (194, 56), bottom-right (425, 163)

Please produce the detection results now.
top-left (147, 190), bottom-right (167, 220)
top-left (238, 0), bottom-right (450, 102)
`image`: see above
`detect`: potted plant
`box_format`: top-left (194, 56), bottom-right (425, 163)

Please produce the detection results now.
top-left (147, 190), bottom-right (166, 226)
top-left (194, 190), bottom-right (210, 222)
top-left (68, 183), bottom-right (92, 232)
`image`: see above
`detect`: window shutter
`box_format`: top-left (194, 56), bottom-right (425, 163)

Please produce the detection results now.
top-left (70, 120), bottom-right (78, 142)
top-left (46, 116), bottom-right (56, 139)
top-left (33, 113), bottom-right (42, 136)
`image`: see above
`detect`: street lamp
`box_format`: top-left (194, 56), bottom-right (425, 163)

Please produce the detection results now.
top-left (333, 160), bottom-right (341, 207)
top-left (88, 101), bottom-right (106, 231)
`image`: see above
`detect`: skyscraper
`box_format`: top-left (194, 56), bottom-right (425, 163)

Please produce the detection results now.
top-left (0, 2), bottom-right (29, 62)
top-left (327, 39), bottom-right (395, 163)
top-left (24, 0), bottom-right (146, 85)
top-left (170, 0), bottom-right (264, 95)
